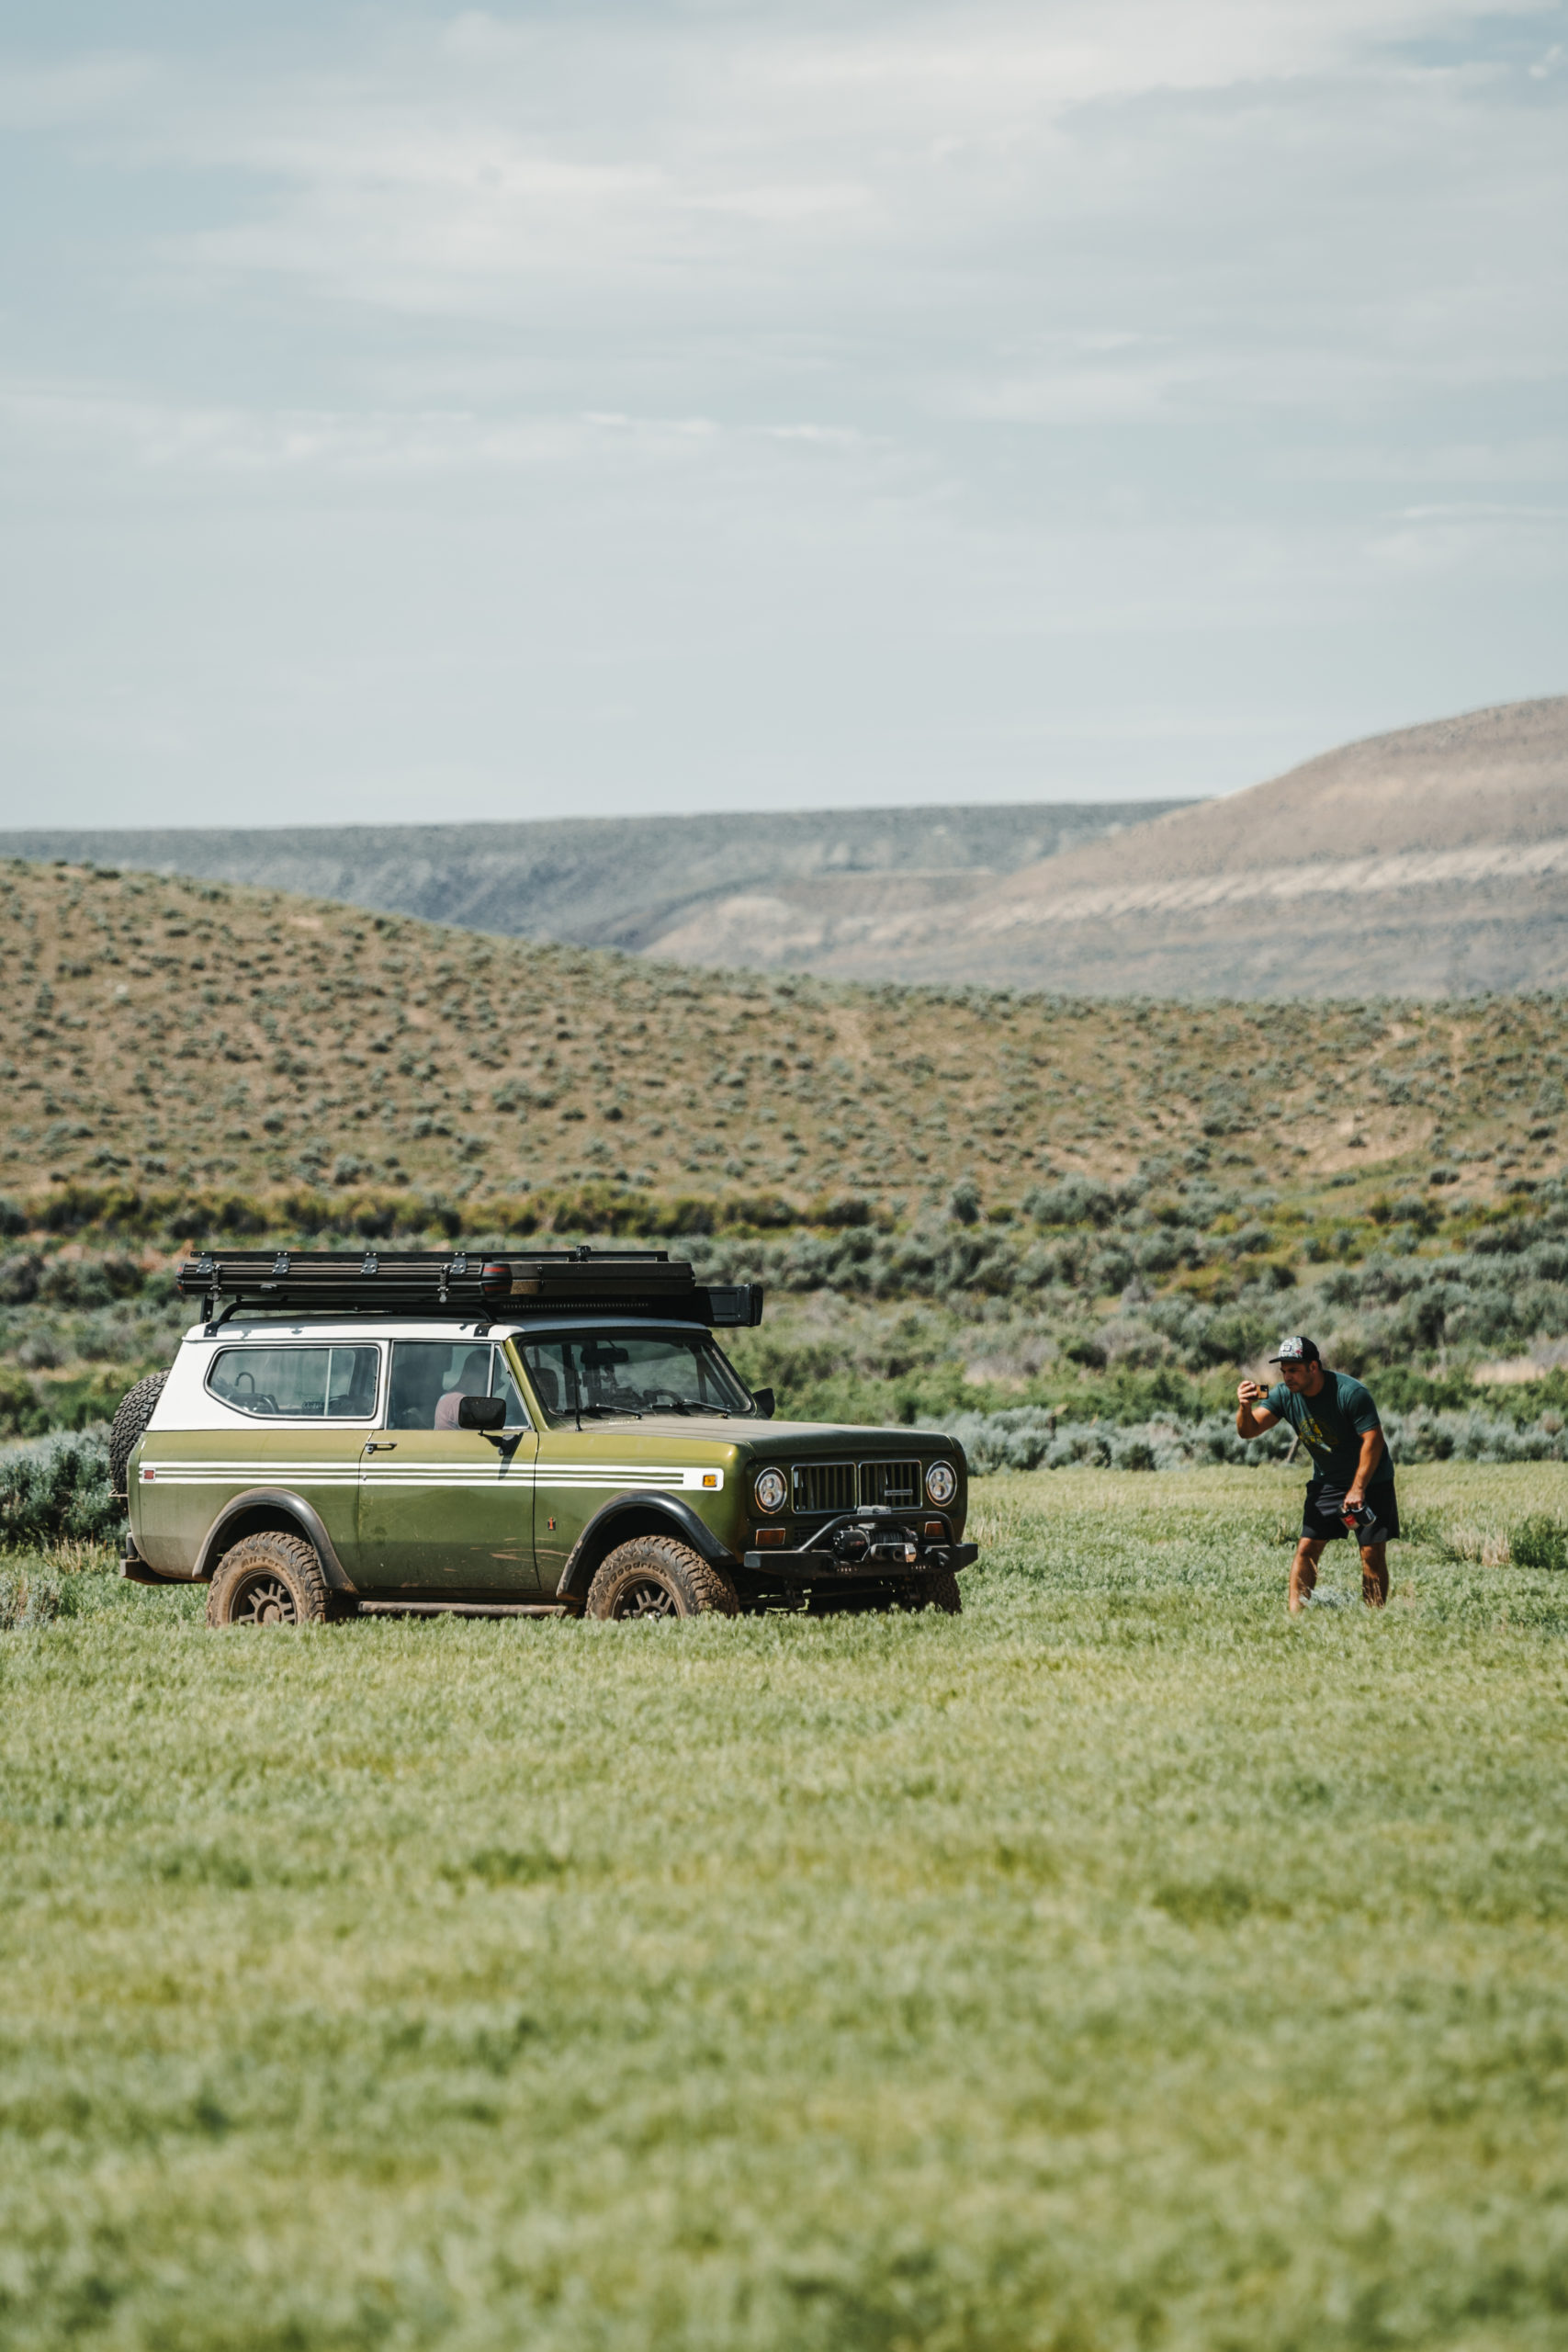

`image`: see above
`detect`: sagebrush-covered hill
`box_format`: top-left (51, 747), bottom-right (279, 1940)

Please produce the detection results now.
top-left (6, 854), bottom-right (1568, 1436)
top-left (3, 855), bottom-right (1564, 1230)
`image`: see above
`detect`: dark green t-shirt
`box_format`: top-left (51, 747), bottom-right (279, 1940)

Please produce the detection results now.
top-left (1266, 1370), bottom-right (1393, 1492)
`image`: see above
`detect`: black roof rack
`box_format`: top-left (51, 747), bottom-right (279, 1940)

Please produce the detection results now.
top-left (175, 1249), bottom-right (764, 1329)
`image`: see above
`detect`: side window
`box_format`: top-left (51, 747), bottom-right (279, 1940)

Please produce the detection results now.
top-left (388, 1341), bottom-right (500, 1431)
top-left (209, 1345), bottom-right (381, 1420)
top-left (385, 1343), bottom-right (533, 1430)
top-left (327, 1347), bottom-right (381, 1418)
top-left (210, 1347), bottom-right (330, 1417)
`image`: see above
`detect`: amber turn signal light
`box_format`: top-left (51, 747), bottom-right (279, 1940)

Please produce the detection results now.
top-left (753, 1527), bottom-right (787, 1547)
top-left (924, 1521), bottom-right (944, 1539)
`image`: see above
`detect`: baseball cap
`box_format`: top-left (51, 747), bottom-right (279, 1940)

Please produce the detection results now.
top-left (1269, 1335), bottom-right (1321, 1364)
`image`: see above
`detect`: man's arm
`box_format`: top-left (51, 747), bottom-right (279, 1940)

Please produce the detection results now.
top-left (1344, 1426), bottom-right (1384, 1511)
top-left (1235, 1381), bottom-right (1280, 1439)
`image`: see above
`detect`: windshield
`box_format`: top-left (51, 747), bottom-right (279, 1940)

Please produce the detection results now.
top-left (518, 1328), bottom-right (756, 1425)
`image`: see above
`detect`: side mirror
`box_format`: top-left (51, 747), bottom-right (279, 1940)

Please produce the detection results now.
top-left (751, 1386), bottom-right (776, 1420)
top-left (457, 1394), bottom-right (506, 1431)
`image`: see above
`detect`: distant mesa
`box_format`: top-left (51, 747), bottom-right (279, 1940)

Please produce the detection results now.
top-left (6, 694), bottom-right (1565, 998)
top-left (895, 694), bottom-right (1568, 1000)
top-left (735, 693), bottom-right (1568, 999)
top-left (0, 799), bottom-right (1188, 969)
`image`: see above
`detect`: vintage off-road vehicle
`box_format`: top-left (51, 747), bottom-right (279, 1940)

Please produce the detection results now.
top-left (113, 1250), bottom-right (976, 1625)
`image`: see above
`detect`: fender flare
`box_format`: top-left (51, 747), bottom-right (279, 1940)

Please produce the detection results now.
top-left (194, 1488), bottom-right (356, 1593)
top-left (556, 1490), bottom-right (738, 1603)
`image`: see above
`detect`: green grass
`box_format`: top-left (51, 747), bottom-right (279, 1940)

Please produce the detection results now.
top-left (4, 1464), bottom-right (1568, 2349)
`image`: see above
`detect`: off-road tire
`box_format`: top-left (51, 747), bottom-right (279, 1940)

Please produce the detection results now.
top-left (918, 1567), bottom-right (963, 1614)
top-left (586, 1535), bottom-right (739, 1622)
top-left (207, 1531), bottom-right (331, 1628)
top-left (109, 1371), bottom-right (167, 1498)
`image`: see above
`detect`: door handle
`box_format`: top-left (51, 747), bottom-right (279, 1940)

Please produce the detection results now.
top-left (363, 1441), bottom-right (396, 1453)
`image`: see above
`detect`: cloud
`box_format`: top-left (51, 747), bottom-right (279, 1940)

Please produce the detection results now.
top-left (0, 50), bottom-right (152, 129)
top-left (99, 1), bottom-right (1562, 450)
top-left (0, 379), bottom-right (886, 491)
top-left (0, 2), bottom-right (1563, 824)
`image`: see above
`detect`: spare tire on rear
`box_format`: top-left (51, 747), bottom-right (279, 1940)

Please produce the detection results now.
top-left (109, 1371), bottom-right (167, 1498)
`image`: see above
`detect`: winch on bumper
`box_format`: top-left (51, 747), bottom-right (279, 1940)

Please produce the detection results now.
top-left (741, 1506), bottom-right (979, 1581)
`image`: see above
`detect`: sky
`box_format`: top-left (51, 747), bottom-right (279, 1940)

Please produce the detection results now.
top-left (0, 1), bottom-right (1564, 829)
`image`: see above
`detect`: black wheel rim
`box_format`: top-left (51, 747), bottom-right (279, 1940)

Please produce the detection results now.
top-left (614, 1576), bottom-right (679, 1621)
top-left (231, 1572), bottom-right (299, 1626)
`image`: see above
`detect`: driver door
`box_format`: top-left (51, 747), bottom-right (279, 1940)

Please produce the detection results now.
top-left (355, 1340), bottom-right (539, 1594)
top-left (522, 1332), bottom-right (649, 1597)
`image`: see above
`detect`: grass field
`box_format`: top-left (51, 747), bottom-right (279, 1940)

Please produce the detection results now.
top-left (5, 1463), bottom-right (1567, 2350)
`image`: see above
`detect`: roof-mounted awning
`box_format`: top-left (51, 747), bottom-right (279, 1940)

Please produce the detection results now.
top-left (175, 1248), bottom-right (763, 1329)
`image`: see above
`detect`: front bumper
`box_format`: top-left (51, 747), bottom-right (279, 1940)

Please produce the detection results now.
top-left (741, 1508), bottom-right (978, 1579)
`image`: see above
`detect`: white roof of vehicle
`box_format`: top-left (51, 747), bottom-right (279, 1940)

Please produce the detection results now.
top-left (181, 1316), bottom-right (715, 1347)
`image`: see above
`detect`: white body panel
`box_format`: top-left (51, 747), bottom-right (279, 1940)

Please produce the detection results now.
top-left (149, 1317), bottom-right (507, 1433)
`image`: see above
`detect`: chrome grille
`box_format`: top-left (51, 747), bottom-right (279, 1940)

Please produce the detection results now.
top-left (859, 1459), bottom-right (921, 1510)
top-left (793, 1460), bottom-right (857, 1515)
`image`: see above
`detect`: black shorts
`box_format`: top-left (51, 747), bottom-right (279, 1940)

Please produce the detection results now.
top-left (1302, 1480), bottom-right (1399, 1545)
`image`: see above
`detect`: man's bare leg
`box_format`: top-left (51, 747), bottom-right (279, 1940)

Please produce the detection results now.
top-left (1289, 1537), bottom-right (1325, 1614)
top-left (1359, 1542), bottom-right (1388, 1608)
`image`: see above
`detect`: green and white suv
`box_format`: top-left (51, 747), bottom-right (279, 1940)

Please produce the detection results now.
top-left (113, 1250), bottom-right (977, 1625)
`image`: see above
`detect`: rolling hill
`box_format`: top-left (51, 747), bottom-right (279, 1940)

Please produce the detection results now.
top-left (1, 854), bottom-right (1562, 1227)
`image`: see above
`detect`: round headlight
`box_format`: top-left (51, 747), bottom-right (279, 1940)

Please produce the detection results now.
top-left (754, 1466), bottom-right (788, 1515)
top-left (925, 1460), bottom-right (958, 1507)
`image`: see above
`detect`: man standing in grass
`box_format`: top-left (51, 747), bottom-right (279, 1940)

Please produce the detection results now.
top-left (1236, 1336), bottom-right (1396, 1613)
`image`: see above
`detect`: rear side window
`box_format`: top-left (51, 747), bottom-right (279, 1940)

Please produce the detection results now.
top-left (208, 1345), bottom-right (381, 1419)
